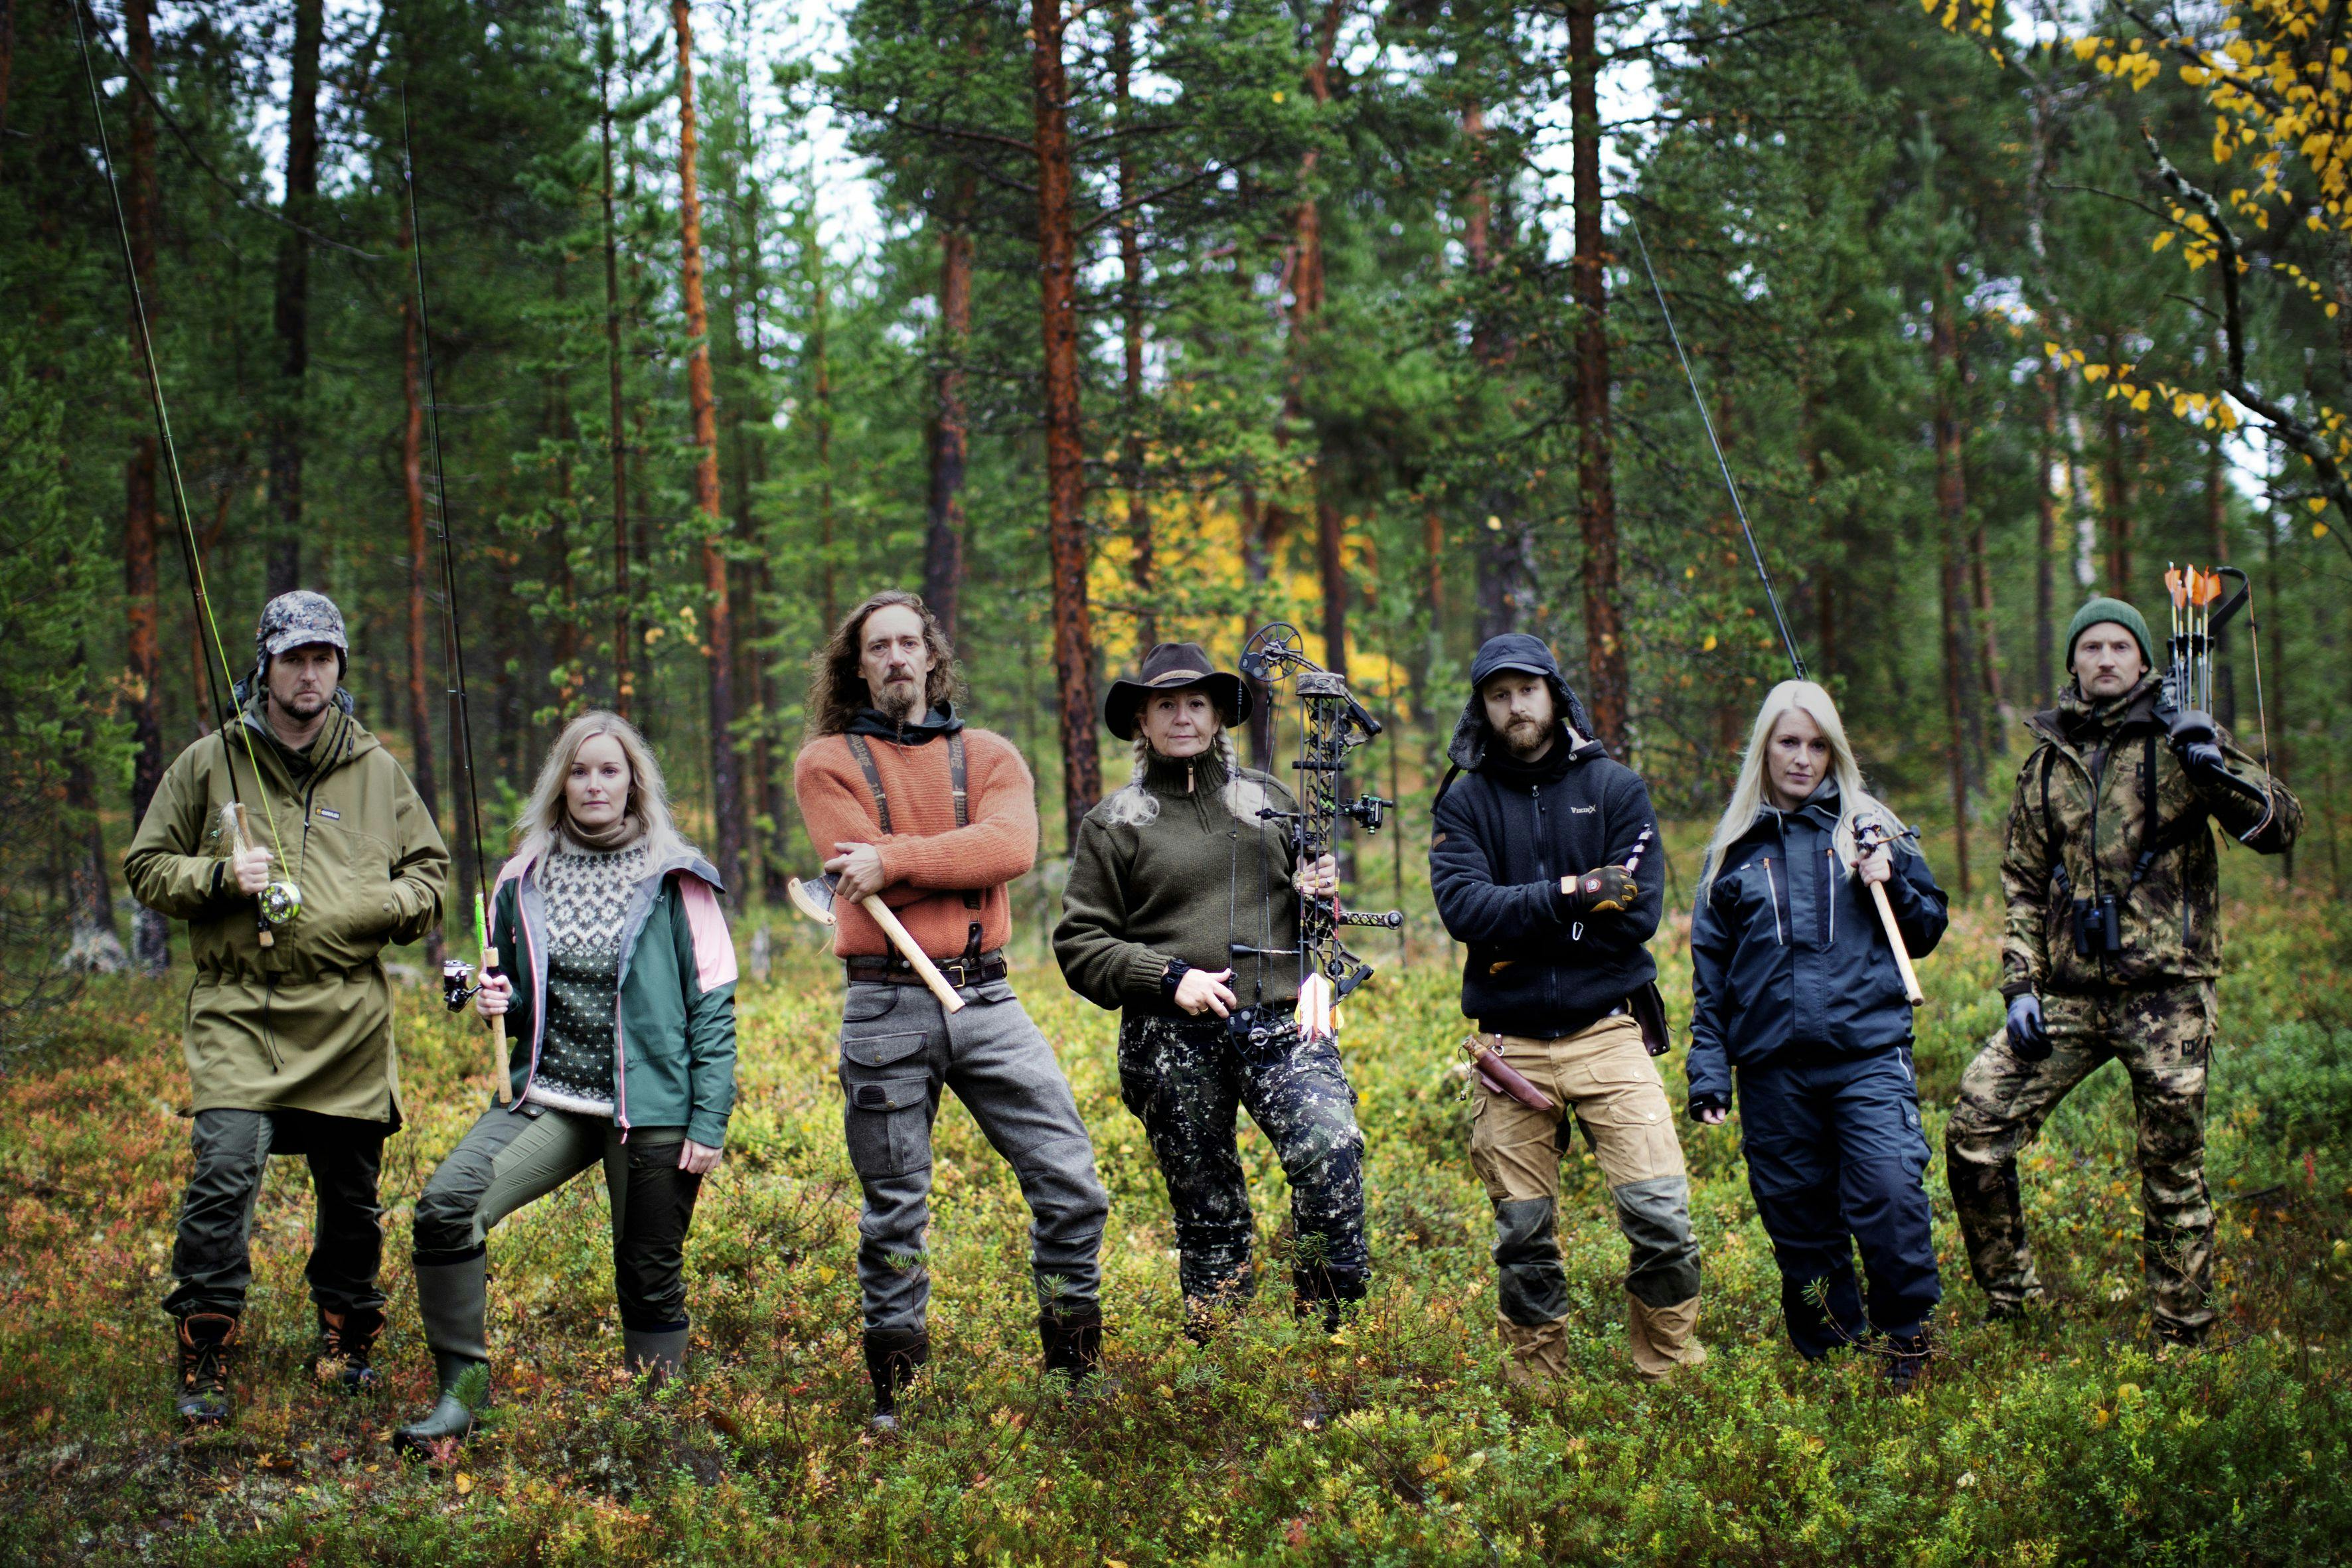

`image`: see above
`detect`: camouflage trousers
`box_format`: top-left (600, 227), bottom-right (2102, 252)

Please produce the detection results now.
top-left (1946, 981), bottom-right (2217, 1338)
top-left (1115, 1011), bottom-right (1368, 1306)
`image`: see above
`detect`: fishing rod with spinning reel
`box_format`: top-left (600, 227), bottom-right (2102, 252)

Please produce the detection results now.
top-left (1233, 623), bottom-right (1402, 1046)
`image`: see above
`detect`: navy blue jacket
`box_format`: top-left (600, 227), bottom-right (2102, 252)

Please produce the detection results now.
top-left (1429, 638), bottom-right (1662, 1039)
top-left (1686, 787), bottom-right (1947, 1108)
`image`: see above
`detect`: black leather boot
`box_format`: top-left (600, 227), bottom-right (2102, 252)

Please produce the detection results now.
top-left (1294, 1266), bottom-right (1370, 1335)
top-left (1039, 1312), bottom-right (1105, 1387)
top-left (863, 1326), bottom-right (929, 1432)
top-left (315, 1304), bottom-right (386, 1393)
top-left (174, 1312), bottom-right (240, 1425)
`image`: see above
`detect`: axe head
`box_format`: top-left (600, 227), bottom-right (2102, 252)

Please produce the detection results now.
top-left (785, 874), bottom-right (840, 927)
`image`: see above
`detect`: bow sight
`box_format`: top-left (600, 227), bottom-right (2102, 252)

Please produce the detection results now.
top-left (1237, 623), bottom-right (1403, 1039)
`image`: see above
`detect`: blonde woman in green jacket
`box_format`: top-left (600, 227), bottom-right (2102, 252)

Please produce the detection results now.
top-left (394, 710), bottom-right (737, 1457)
top-left (124, 591), bottom-right (449, 1425)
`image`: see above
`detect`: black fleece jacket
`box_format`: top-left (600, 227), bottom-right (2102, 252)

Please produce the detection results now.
top-left (1429, 643), bottom-right (1662, 1038)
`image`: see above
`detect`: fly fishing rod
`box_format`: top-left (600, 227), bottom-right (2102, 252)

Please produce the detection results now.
top-left (402, 85), bottom-right (509, 1102)
top-left (72, 0), bottom-right (299, 948)
top-left (1626, 210), bottom-right (1808, 683)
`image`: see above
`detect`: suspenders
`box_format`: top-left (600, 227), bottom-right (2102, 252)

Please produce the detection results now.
top-left (842, 731), bottom-right (986, 958)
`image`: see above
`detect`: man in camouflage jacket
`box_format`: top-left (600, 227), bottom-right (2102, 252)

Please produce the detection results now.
top-left (1946, 596), bottom-right (2299, 1347)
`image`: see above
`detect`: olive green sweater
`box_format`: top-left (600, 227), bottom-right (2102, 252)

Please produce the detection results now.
top-left (1054, 744), bottom-right (1304, 1014)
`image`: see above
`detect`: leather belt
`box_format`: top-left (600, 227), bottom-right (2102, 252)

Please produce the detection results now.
top-left (846, 949), bottom-right (1008, 990)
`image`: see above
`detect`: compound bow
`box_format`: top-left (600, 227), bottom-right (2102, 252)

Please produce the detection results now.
top-left (1237, 623), bottom-right (1403, 1042)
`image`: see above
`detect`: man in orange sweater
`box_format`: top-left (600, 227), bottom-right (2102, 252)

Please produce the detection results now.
top-left (794, 590), bottom-right (1109, 1430)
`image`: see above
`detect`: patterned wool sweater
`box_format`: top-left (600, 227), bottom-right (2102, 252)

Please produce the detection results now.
top-left (524, 838), bottom-right (649, 1117)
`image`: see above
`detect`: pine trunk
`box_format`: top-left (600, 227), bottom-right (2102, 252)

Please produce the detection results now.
top-left (811, 249), bottom-right (838, 632)
top-left (266, 0), bottom-right (323, 596)
top-left (1030, 0), bottom-right (1101, 843)
top-left (2036, 372), bottom-right (2057, 702)
top-left (64, 751), bottom-right (127, 975)
top-left (1116, 9), bottom-right (1152, 654)
top-left (672, 0), bottom-right (744, 898)
top-left (601, 47), bottom-right (633, 716)
top-left (1569, 0), bottom-right (1626, 752)
top-left (123, 0), bottom-right (167, 974)
top-left (2103, 395), bottom-right (2133, 597)
top-left (1932, 290), bottom-right (1972, 898)
top-left (925, 184), bottom-right (974, 642)
top-left (1300, 0), bottom-right (1345, 673)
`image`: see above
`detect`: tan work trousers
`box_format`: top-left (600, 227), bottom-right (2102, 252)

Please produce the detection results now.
top-left (1468, 1013), bottom-right (1705, 1382)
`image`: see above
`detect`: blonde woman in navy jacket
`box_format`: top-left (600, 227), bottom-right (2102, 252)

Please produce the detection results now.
top-left (1687, 681), bottom-right (1947, 1387)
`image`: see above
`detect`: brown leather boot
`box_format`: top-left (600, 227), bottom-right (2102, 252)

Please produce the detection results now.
top-left (315, 1305), bottom-right (386, 1394)
top-left (1495, 1313), bottom-right (1572, 1388)
top-left (175, 1312), bottom-right (240, 1425)
top-left (1626, 1294), bottom-right (1708, 1383)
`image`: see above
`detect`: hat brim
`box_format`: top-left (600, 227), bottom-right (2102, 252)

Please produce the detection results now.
top-left (1105, 672), bottom-right (1251, 741)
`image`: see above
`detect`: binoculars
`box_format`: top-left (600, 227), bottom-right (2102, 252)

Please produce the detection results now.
top-left (2071, 893), bottom-right (2124, 957)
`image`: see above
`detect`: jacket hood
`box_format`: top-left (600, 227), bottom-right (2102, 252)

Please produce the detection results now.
top-left (1448, 633), bottom-right (1603, 770)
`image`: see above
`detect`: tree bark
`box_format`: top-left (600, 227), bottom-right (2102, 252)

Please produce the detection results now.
top-left (2102, 393), bottom-right (2133, 597)
top-left (1569, 0), bottom-right (1626, 752)
top-left (1030, 0), bottom-right (1101, 842)
top-left (672, 0), bottom-right (744, 898)
top-left (1931, 286), bottom-right (1972, 898)
top-left (64, 751), bottom-right (127, 974)
top-left (810, 240), bottom-right (838, 633)
top-left (123, 0), bottom-right (167, 973)
top-left (1300, 0), bottom-right (1346, 674)
top-left (600, 34), bottom-right (633, 718)
top-left (2036, 371), bottom-right (2058, 702)
top-left (265, 0), bottom-right (323, 596)
top-left (400, 202), bottom-right (441, 962)
top-left (1116, 7), bottom-right (1152, 653)
top-left (925, 182), bottom-right (974, 642)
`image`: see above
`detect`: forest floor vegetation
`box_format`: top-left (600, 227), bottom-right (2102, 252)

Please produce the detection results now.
top-left (3, 854), bottom-right (2349, 1563)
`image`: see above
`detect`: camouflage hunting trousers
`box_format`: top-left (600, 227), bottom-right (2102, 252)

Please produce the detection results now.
top-left (1115, 1011), bottom-right (1368, 1307)
top-left (1946, 980), bottom-right (2217, 1339)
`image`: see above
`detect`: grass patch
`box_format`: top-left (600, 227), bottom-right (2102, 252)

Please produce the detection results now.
top-left (2, 870), bottom-right (2347, 1563)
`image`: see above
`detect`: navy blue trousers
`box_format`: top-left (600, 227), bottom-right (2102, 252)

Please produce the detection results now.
top-left (1737, 1048), bottom-right (1940, 1358)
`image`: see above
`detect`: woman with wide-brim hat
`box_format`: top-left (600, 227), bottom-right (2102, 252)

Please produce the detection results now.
top-left (1054, 642), bottom-right (1371, 1339)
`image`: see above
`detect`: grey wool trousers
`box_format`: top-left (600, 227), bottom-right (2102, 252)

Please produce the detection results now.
top-left (836, 977), bottom-right (1107, 1334)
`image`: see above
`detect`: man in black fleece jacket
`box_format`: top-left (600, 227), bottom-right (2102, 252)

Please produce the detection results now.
top-left (1430, 634), bottom-right (1705, 1385)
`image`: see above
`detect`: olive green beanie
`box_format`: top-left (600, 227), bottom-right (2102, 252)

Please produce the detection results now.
top-left (2065, 595), bottom-right (2154, 668)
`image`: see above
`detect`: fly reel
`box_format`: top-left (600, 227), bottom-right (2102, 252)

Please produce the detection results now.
top-left (259, 879), bottom-right (303, 928)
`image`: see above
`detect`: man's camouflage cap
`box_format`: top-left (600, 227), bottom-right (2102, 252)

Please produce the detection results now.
top-left (256, 590), bottom-right (349, 663)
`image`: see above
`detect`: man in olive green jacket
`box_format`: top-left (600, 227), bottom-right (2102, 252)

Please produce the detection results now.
top-left (124, 591), bottom-right (448, 1423)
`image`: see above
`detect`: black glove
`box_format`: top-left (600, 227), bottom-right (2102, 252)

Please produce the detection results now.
top-left (2161, 706), bottom-right (2229, 781)
top-left (1688, 1091), bottom-right (1731, 1121)
top-left (1565, 864), bottom-right (1640, 916)
top-left (1159, 958), bottom-right (1192, 1004)
top-left (2006, 994), bottom-right (2050, 1062)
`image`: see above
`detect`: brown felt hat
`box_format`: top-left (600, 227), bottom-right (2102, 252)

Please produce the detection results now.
top-left (1103, 641), bottom-right (1253, 741)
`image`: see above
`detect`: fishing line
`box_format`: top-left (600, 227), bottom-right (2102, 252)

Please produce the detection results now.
top-left (1626, 210), bottom-right (1808, 682)
top-left (400, 84), bottom-right (495, 943)
top-left (72, 0), bottom-right (287, 872)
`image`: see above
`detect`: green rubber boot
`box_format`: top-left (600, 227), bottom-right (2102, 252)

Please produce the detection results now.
top-left (394, 1255), bottom-right (489, 1459)
top-left (623, 1324), bottom-right (690, 1389)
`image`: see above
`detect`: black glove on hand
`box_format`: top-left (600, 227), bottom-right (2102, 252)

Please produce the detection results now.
top-left (1688, 1092), bottom-right (1730, 1121)
top-left (2006, 994), bottom-right (2051, 1062)
top-left (1565, 865), bottom-right (1640, 916)
top-left (2161, 706), bottom-right (2230, 781)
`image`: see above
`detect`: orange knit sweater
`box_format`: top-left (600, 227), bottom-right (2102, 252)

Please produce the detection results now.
top-left (792, 727), bottom-right (1037, 960)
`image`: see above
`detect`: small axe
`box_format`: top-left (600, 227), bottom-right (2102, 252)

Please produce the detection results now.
top-left (787, 873), bottom-right (966, 1015)
top-left (1852, 814), bottom-right (1925, 1008)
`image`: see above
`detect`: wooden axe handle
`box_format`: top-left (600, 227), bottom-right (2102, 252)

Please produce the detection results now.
top-left (858, 896), bottom-right (966, 1014)
top-left (483, 944), bottom-right (512, 1102)
top-left (1869, 882), bottom-right (1926, 1008)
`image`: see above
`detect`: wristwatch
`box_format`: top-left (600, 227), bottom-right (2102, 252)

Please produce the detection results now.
top-left (1160, 958), bottom-right (1192, 1003)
